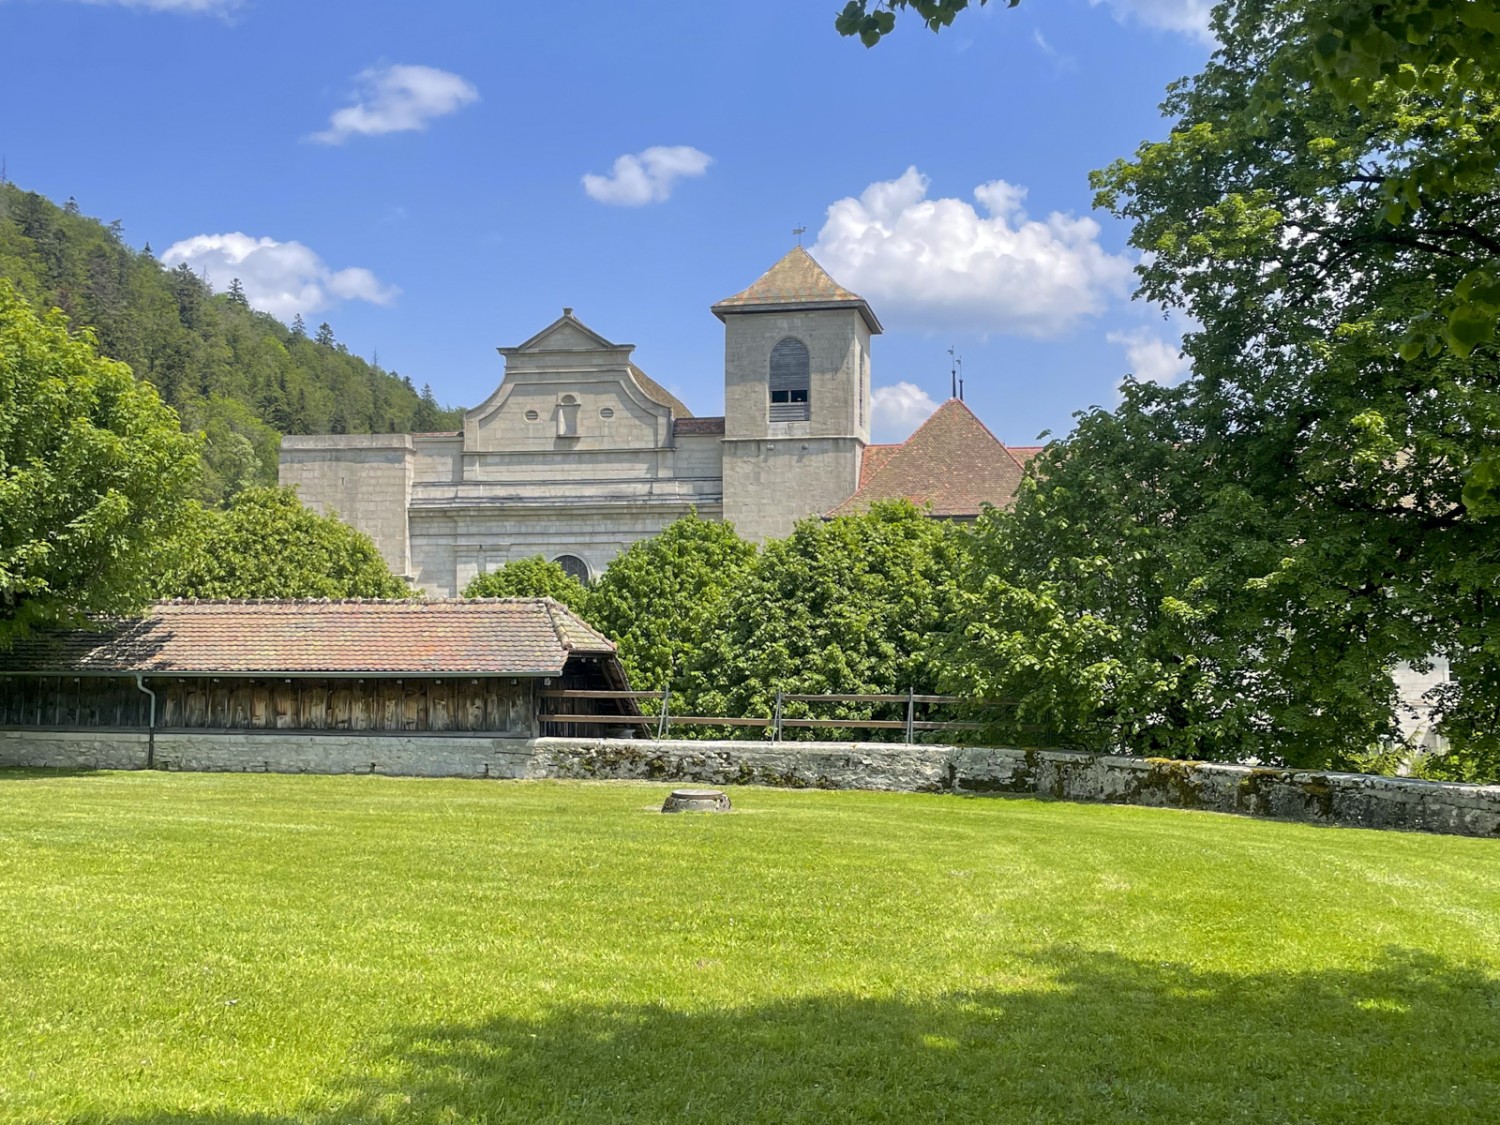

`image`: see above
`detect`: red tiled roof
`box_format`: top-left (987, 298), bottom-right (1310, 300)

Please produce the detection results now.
top-left (859, 444), bottom-right (900, 487)
top-left (0, 599), bottom-right (615, 677)
top-left (674, 416), bottom-right (725, 436)
top-left (712, 247), bottom-right (882, 333)
top-left (829, 399), bottom-right (1025, 518)
top-left (1008, 445), bottom-right (1046, 464)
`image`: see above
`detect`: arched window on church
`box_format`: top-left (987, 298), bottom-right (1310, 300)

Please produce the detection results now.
top-left (769, 338), bottom-right (810, 422)
top-left (554, 554), bottom-right (591, 584)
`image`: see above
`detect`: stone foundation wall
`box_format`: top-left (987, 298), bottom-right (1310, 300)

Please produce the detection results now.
top-left (2, 731), bottom-right (1496, 838)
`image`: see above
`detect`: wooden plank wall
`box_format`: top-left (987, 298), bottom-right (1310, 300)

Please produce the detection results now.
top-left (0, 676), bottom-right (532, 734)
top-left (0, 676), bottom-right (148, 728)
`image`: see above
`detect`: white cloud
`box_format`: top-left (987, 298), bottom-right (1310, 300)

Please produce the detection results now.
top-left (1107, 327), bottom-right (1191, 386)
top-left (582, 146), bottom-right (713, 206)
top-left (1089, 0), bottom-right (1215, 43)
top-left (871, 382), bottom-right (939, 443)
top-left (160, 232), bottom-right (399, 319)
top-left (811, 167), bottom-right (1133, 338)
top-left (312, 64), bottom-right (478, 144)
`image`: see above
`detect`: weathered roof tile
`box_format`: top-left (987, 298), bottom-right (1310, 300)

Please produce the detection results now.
top-left (712, 247), bottom-right (882, 333)
top-left (0, 599), bottom-right (615, 677)
top-left (829, 399), bottom-right (1025, 518)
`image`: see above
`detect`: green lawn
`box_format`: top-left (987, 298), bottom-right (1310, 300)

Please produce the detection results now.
top-left (1, 772), bottom-right (1497, 1124)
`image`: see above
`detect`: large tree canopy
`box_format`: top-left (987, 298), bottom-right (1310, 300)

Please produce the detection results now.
top-left (0, 281), bottom-right (200, 642)
top-left (585, 512), bottom-right (756, 698)
top-left (943, 0), bottom-right (1499, 776)
top-left (687, 501), bottom-right (962, 734)
top-left (158, 486), bottom-right (409, 600)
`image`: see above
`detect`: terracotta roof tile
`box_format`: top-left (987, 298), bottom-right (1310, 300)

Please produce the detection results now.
top-left (712, 247), bottom-right (882, 333)
top-left (859, 444), bottom-right (901, 487)
top-left (829, 399), bottom-right (1025, 518)
top-left (1008, 445), bottom-right (1046, 464)
top-left (0, 599), bottom-right (614, 677)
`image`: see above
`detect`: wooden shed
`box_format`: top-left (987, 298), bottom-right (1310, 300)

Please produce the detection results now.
top-left (0, 598), bottom-right (633, 739)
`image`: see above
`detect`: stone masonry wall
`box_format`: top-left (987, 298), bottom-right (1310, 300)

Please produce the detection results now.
top-left (2, 731), bottom-right (1496, 838)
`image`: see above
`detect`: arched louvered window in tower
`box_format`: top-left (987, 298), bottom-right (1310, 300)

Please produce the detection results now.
top-left (769, 337), bottom-right (810, 422)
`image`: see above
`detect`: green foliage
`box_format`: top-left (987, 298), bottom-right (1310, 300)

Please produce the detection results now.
top-left (0, 281), bottom-right (200, 642)
top-left (687, 501), bottom-right (961, 734)
top-left (585, 512), bottom-right (756, 696)
top-left (157, 485), bottom-right (409, 600)
top-left (939, 0), bottom-right (1500, 771)
top-left (836, 0), bottom-right (1500, 513)
top-left (463, 555), bottom-right (589, 611)
top-left (834, 0), bottom-right (1014, 46)
top-left (0, 184), bottom-right (464, 506)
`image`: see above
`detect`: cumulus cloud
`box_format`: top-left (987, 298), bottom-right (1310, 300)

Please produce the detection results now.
top-left (1107, 327), bottom-right (1191, 386)
top-left (811, 167), bottom-right (1133, 338)
top-left (1090, 0), bottom-right (1215, 43)
top-left (871, 382), bottom-right (940, 443)
top-left (312, 64), bottom-right (478, 144)
top-left (160, 233), bottom-right (399, 319)
top-left (582, 146), bottom-right (713, 206)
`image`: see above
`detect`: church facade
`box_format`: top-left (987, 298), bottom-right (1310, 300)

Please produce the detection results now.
top-left (280, 248), bottom-right (1031, 597)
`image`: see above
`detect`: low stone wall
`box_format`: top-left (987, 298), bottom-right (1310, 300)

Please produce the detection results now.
top-left (2, 731), bottom-right (1496, 838)
top-left (0, 730), bottom-right (539, 779)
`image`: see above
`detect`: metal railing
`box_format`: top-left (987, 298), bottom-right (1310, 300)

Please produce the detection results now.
top-left (538, 688), bottom-right (998, 743)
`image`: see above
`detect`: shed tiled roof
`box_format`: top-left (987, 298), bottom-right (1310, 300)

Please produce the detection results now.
top-left (674, 416), bottom-right (725, 436)
top-left (829, 399), bottom-right (1025, 518)
top-left (0, 599), bottom-right (615, 677)
top-left (712, 248), bottom-right (882, 333)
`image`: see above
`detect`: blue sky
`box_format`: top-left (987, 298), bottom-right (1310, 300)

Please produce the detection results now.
top-left (0, 0), bottom-right (1213, 444)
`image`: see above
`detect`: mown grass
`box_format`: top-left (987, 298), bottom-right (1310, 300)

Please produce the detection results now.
top-left (1, 770), bottom-right (1497, 1124)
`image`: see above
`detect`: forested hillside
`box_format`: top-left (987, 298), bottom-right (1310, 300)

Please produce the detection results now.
top-left (0, 183), bottom-right (463, 503)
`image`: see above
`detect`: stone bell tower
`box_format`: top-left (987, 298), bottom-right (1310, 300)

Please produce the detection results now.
top-left (713, 247), bottom-right (880, 541)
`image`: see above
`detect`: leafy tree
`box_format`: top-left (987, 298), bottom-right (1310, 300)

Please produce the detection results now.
top-left (0, 280), bottom-right (200, 642)
top-left (158, 485), bottom-right (409, 599)
top-left (941, 0), bottom-right (1500, 773)
top-left (687, 501), bottom-right (962, 735)
top-left (836, 0), bottom-right (1500, 512)
top-left (585, 513), bottom-right (756, 697)
top-left (462, 556), bottom-right (589, 611)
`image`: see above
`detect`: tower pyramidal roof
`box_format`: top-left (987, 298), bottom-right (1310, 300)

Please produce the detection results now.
top-left (712, 246), bottom-right (882, 333)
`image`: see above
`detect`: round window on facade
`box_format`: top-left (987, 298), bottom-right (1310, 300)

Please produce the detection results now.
top-left (599, 406), bottom-right (615, 420)
top-left (524, 409), bottom-right (540, 422)
top-left (554, 554), bottom-right (591, 584)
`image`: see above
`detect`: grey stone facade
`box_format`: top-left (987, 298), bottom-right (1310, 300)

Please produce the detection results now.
top-left (279, 251), bottom-right (882, 595)
top-left (3, 731), bottom-right (1496, 838)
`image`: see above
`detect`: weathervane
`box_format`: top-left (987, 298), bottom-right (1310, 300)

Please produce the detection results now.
top-left (793, 225), bottom-right (806, 246)
top-left (948, 346), bottom-right (959, 400)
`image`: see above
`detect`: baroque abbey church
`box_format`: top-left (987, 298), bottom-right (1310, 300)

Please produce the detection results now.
top-left (280, 248), bottom-right (1037, 597)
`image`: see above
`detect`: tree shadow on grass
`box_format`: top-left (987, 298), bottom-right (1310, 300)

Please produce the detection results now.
top-left (55, 947), bottom-right (1500, 1125)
